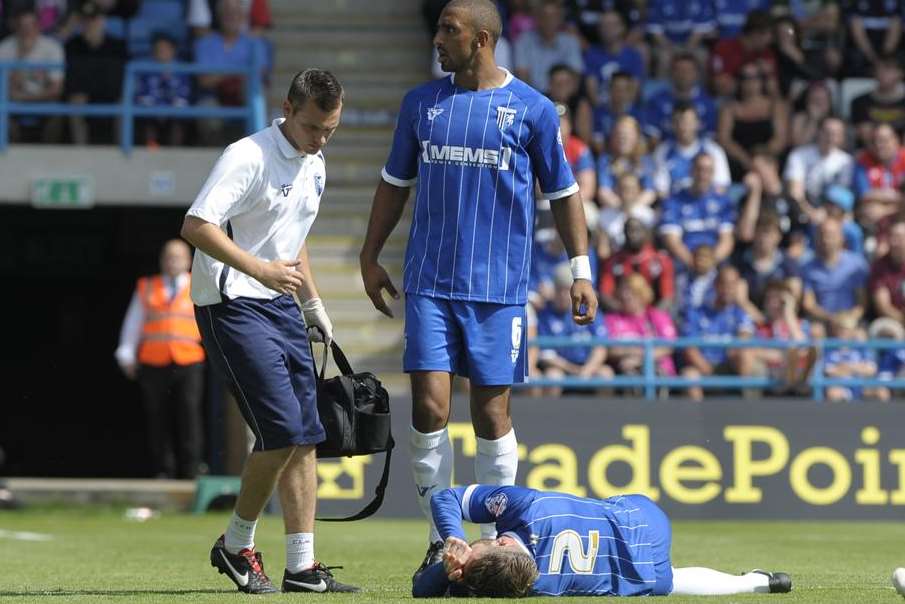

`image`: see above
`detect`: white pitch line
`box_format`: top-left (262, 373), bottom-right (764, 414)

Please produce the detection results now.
top-left (0, 529), bottom-right (54, 541)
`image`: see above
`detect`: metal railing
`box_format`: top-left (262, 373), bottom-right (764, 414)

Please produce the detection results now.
top-left (0, 57), bottom-right (266, 154)
top-left (522, 336), bottom-right (905, 401)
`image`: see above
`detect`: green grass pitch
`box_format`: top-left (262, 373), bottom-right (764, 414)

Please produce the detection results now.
top-left (1, 508), bottom-right (904, 602)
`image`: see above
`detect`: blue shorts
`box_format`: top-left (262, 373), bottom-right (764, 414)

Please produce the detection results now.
top-left (195, 295), bottom-right (325, 452)
top-left (622, 494), bottom-right (673, 596)
top-left (403, 294), bottom-right (526, 386)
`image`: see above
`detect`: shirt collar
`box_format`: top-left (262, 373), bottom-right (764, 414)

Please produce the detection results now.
top-left (450, 67), bottom-right (513, 89)
top-left (271, 118), bottom-right (306, 160)
top-left (501, 531), bottom-right (531, 555)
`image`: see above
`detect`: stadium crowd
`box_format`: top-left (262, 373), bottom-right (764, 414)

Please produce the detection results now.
top-left (422, 0), bottom-right (905, 401)
top-left (0, 0), bottom-right (271, 145)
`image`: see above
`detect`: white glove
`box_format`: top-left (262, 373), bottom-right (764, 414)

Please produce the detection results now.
top-left (300, 297), bottom-right (333, 344)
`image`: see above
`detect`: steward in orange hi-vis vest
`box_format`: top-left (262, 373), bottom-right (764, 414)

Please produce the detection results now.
top-left (137, 275), bottom-right (205, 367)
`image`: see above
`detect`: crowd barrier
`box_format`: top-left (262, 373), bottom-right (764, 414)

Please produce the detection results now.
top-left (521, 336), bottom-right (905, 401)
top-left (0, 57), bottom-right (266, 154)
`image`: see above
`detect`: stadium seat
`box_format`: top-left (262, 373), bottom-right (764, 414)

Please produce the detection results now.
top-left (192, 475), bottom-right (241, 514)
top-left (139, 0), bottom-right (185, 23)
top-left (105, 16), bottom-right (126, 40)
top-left (839, 78), bottom-right (875, 120)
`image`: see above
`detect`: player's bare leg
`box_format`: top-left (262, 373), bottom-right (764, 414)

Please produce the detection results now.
top-left (410, 371), bottom-right (455, 579)
top-left (211, 446), bottom-right (296, 594)
top-left (471, 385), bottom-right (518, 539)
top-left (279, 446), bottom-right (359, 593)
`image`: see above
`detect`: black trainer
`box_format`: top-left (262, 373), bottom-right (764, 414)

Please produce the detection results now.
top-left (412, 541), bottom-right (444, 583)
top-left (751, 569), bottom-right (793, 593)
top-left (210, 535), bottom-right (279, 594)
top-left (282, 561), bottom-right (361, 593)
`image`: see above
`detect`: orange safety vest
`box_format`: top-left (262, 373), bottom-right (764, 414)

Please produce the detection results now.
top-left (137, 274), bottom-right (205, 367)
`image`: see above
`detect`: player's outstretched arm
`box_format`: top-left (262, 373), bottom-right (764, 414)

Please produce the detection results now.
top-left (549, 193), bottom-right (598, 325)
top-left (359, 179), bottom-right (410, 317)
top-left (181, 216), bottom-right (302, 294)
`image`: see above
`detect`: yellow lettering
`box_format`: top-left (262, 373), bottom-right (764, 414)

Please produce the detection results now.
top-left (855, 427), bottom-right (888, 505)
top-left (724, 426), bottom-right (789, 503)
top-left (587, 425), bottom-right (659, 500)
top-left (888, 450), bottom-right (905, 505)
top-left (660, 446), bottom-right (722, 504)
top-left (447, 422), bottom-right (477, 487)
top-left (526, 444), bottom-right (587, 496)
top-left (316, 456), bottom-right (372, 499)
top-left (789, 447), bottom-right (851, 505)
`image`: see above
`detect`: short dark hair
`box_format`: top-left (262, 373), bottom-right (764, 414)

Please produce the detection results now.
top-left (287, 69), bottom-right (344, 112)
top-left (742, 9), bottom-right (773, 34)
top-left (447, 0), bottom-right (502, 44)
top-left (610, 70), bottom-right (635, 83)
top-left (548, 63), bottom-right (578, 79)
top-left (671, 51), bottom-right (699, 69)
top-left (462, 549), bottom-right (538, 597)
top-left (672, 101), bottom-right (698, 117)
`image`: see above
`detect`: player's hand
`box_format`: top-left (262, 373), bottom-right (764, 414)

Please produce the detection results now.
top-left (119, 361), bottom-right (137, 380)
top-left (443, 536), bottom-right (472, 582)
top-left (300, 297), bottom-right (333, 345)
top-left (360, 260), bottom-right (399, 318)
top-left (255, 259), bottom-right (303, 294)
top-left (571, 279), bottom-right (598, 325)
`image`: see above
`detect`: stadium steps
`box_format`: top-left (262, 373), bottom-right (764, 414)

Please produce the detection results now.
top-left (266, 0), bottom-right (428, 393)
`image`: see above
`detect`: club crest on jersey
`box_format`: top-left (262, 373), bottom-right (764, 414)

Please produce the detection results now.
top-left (280, 183), bottom-right (293, 197)
top-left (427, 106), bottom-right (444, 122)
top-left (485, 492), bottom-right (508, 517)
top-left (314, 174), bottom-right (323, 196)
top-left (497, 106), bottom-right (517, 131)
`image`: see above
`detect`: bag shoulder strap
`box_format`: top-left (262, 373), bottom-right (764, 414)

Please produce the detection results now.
top-left (316, 437), bottom-right (395, 522)
top-left (308, 327), bottom-right (354, 378)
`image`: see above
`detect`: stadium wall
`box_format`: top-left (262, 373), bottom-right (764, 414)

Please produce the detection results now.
top-left (0, 145), bottom-right (220, 205)
top-left (316, 395), bottom-right (905, 520)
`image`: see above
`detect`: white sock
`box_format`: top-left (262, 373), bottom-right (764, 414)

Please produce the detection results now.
top-left (670, 567), bottom-right (770, 596)
top-left (285, 532), bottom-right (315, 573)
top-left (224, 512), bottom-right (257, 554)
top-left (474, 428), bottom-right (518, 539)
top-left (409, 425), bottom-right (452, 544)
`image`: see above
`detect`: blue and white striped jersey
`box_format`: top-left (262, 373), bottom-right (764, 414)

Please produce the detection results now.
top-left (430, 485), bottom-right (659, 597)
top-left (382, 70), bottom-right (578, 305)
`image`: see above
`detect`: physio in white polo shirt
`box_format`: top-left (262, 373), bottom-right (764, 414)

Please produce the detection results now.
top-left (180, 69), bottom-right (359, 595)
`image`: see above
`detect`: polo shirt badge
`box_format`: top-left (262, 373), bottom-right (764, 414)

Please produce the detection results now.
top-left (314, 174), bottom-right (323, 196)
top-left (280, 184), bottom-right (293, 197)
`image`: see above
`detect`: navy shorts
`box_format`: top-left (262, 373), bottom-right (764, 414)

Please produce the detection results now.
top-left (622, 494), bottom-right (673, 595)
top-left (403, 294), bottom-right (527, 386)
top-left (195, 295), bottom-right (325, 452)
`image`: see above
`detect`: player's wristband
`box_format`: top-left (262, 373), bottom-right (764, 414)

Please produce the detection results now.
top-left (570, 255), bottom-right (592, 281)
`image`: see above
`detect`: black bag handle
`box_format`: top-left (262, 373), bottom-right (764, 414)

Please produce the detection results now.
top-left (308, 327), bottom-right (394, 522)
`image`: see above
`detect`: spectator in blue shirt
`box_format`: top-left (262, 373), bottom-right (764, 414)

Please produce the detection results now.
top-left (823, 315), bottom-right (879, 402)
top-left (596, 113), bottom-right (655, 208)
top-left (590, 71), bottom-right (646, 155)
top-left (868, 317), bottom-right (905, 401)
top-left (193, 0), bottom-right (270, 145)
top-left (135, 32), bottom-right (191, 146)
top-left (652, 102), bottom-right (732, 197)
top-left (714, 0), bottom-right (772, 39)
top-left (643, 52), bottom-right (717, 141)
top-left (583, 10), bottom-right (644, 106)
top-left (536, 263), bottom-right (614, 396)
top-left (680, 265), bottom-right (758, 401)
top-left (659, 152), bottom-right (736, 268)
top-left (805, 184), bottom-right (864, 255)
top-left (674, 243), bottom-right (717, 316)
top-left (801, 218), bottom-right (869, 330)
top-left (645, 0), bottom-right (716, 77)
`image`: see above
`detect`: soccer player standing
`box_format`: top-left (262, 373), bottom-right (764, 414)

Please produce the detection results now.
top-left (180, 69), bottom-right (358, 594)
top-left (359, 0), bottom-right (598, 576)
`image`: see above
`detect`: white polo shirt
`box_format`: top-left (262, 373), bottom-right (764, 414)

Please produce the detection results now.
top-left (187, 119), bottom-right (326, 306)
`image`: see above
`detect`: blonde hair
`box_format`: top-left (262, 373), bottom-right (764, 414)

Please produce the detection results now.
top-left (620, 273), bottom-right (654, 307)
top-left (608, 115), bottom-right (648, 164)
top-left (462, 549), bottom-right (538, 598)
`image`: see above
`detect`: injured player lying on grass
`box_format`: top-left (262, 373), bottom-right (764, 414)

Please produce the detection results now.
top-left (413, 485), bottom-right (792, 598)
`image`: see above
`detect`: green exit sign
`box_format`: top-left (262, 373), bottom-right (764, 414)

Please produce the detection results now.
top-left (31, 176), bottom-right (95, 209)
